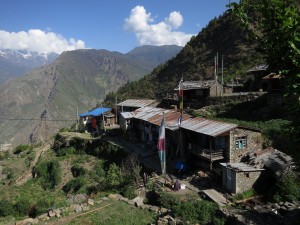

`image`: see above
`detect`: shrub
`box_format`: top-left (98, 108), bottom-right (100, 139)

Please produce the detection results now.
top-left (121, 185), bottom-right (137, 199)
top-left (63, 177), bottom-right (86, 194)
top-left (14, 144), bottom-right (30, 154)
top-left (55, 147), bottom-right (76, 157)
top-left (0, 199), bottom-right (16, 217)
top-left (106, 163), bottom-right (124, 187)
top-left (71, 164), bottom-right (87, 177)
top-left (35, 160), bottom-right (62, 189)
top-left (158, 193), bottom-right (180, 209)
top-left (273, 171), bottom-right (300, 202)
top-left (14, 197), bottom-right (31, 217)
top-left (173, 200), bottom-right (219, 224)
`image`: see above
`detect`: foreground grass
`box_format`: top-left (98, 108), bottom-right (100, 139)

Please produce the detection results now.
top-left (55, 200), bottom-right (156, 225)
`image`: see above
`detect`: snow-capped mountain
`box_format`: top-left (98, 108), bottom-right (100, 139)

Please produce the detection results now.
top-left (0, 49), bottom-right (58, 83)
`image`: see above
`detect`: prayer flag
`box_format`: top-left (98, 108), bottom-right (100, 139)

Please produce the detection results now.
top-left (157, 114), bottom-right (166, 174)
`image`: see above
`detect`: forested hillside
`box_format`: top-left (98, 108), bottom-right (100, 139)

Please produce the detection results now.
top-left (105, 10), bottom-right (265, 103)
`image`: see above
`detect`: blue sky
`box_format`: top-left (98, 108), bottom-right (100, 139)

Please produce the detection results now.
top-left (0, 0), bottom-right (234, 54)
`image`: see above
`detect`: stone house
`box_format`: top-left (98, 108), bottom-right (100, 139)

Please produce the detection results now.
top-left (220, 163), bottom-right (264, 193)
top-left (180, 118), bottom-right (262, 170)
top-left (173, 80), bottom-right (223, 108)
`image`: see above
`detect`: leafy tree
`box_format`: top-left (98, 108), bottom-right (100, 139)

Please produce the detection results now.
top-left (229, 0), bottom-right (300, 152)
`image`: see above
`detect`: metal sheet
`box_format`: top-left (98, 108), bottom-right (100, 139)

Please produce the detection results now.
top-left (117, 99), bottom-right (157, 108)
top-left (180, 117), bottom-right (238, 137)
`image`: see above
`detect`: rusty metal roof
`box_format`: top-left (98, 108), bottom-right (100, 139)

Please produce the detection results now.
top-left (130, 107), bottom-right (192, 130)
top-left (180, 117), bottom-right (238, 137)
top-left (129, 106), bottom-right (238, 135)
top-left (117, 99), bottom-right (158, 108)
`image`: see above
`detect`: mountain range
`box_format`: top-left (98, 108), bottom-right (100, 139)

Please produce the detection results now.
top-left (0, 45), bottom-right (182, 146)
top-left (0, 49), bottom-right (58, 83)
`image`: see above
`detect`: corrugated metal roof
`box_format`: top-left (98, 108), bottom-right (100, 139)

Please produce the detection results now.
top-left (220, 163), bottom-right (264, 172)
top-left (117, 99), bottom-right (157, 108)
top-left (180, 117), bottom-right (238, 137)
top-left (130, 107), bottom-right (192, 131)
top-left (129, 107), bottom-right (238, 135)
top-left (174, 80), bottom-right (215, 91)
top-left (120, 112), bottom-right (135, 119)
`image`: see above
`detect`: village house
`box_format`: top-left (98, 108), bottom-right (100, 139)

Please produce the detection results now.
top-left (220, 162), bottom-right (264, 193)
top-left (245, 64), bottom-right (269, 91)
top-left (262, 73), bottom-right (284, 106)
top-left (119, 106), bottom-right (263, 193)
top-left (78, 107), bottom-right (114, 134)
top-left (173, 80), bottom-right (223, 108)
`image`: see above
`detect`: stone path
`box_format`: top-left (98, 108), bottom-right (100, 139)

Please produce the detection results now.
top-left (202, 189), bottom-right (227, 207)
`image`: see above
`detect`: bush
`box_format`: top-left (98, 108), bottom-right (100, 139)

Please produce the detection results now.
top-left (273, 171), bottom-right (300, 202)
top-left (55, 147), bottom-right (76, 157)
top-left (0, 199), bottom-right (16, 217)
top-left (158, 193), bottom-right (180, 209)
top-left (63, 177), bottom-right (86, 193)
top-left (121, 185), bottom-right (137, 199)
top-left (71, 164), bottom-right (87, 177)
top-left (35, 160), bottom-right (62, 189)
top-left (106, 163), bottom-right (124, 187)
top-left (14, 197), bottom-right (31, 217)
top-left (173, 200), bottom-right (219, 224)
top-left (14, 144), bottom-right (30, 154)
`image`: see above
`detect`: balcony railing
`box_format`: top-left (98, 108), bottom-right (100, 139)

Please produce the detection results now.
top-left (189, 147), bottom-right (225, 161)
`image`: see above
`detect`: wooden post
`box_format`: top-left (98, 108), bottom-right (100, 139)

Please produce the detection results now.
top-left (210, 138), bottom-right (213, 171)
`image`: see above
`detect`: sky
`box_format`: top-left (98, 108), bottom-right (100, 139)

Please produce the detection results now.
top-left (0, 0), bottom-right (234, 54)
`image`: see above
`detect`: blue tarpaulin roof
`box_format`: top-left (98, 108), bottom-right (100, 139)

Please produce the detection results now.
top-left (79, 107), bottom-right (111, 117)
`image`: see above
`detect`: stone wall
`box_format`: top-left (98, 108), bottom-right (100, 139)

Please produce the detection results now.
top-left (229, 128), bottom-right (262, 163)
top-left (235, 171), bottom-right (261, 193)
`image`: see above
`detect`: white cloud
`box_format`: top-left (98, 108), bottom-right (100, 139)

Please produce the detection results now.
top-left (0, 29), bottom-right (85, 54)
top-left (124, 5), bottom-right (195, 46)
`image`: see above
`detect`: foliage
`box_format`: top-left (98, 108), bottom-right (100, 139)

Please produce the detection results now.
top-left (158, 193), bottom-right (180, 209)
top-left (173, 200), bottom-right (219, 225)
top-left (0, 199), bottom-right (16, 217)
top-left (273, 171), bottom-right (300, 202)
top-left (71, 164), bottom-right (87, 177)
top-left (121, 154), bottom-right (142, 186)
top-left (229, 0), bottom-right (300, 148)
top-left (232, 188), bottom-right (256, 201)
top-left (106, 163), bottom-right (124, 187)
top-left (35, 160), bottom-right (62, 189)
top-left (55, 147), bottom-right (76, 157)
top-left (121, 185), bottom-right (137, 200)
top-left (62, 177), bottom-right (86, 194)
top-left (14, 144), bottom-right (31, 154)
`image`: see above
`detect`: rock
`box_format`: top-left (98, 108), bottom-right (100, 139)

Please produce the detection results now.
top-left (150, 205), bottom-right (160, 213)
top-left (160, 207), bottom-right (168, 214)
top-left (127, 200), bottom-right (135, 205)
top-left (108, 194), bottom-right (118, 199)
top-left (67, 193), bottom-right (88, 204)
top-left (88, 198), bottom-right (94, 205)
top-left (140, 204), bottom-right (151, 210)
top-left (82, 205), bottom-right (90, 212)
top-left (133, 196), bottom-right (144, 207)
top-left (75, 204), bottom-right (82, 213)
top-left (101, 197), bottom-right (109, 201)
top-left (48, 210), bottom-right (56, 217)
top-left (38, 213), bottom-right (49, 221)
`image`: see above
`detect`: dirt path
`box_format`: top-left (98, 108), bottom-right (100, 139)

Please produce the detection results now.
top-left (15, 141), bottom-right (51, 186)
